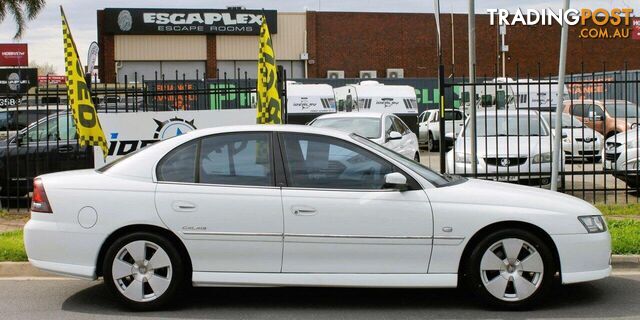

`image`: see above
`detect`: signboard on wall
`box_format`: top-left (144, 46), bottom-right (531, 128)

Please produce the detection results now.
top-left (0, 44), bottom-right (28, 66)
top-left (0, 68), bottom-right (37, 95)
top-left (38, 75), bottom-right (67, 85)
top-left (103, 8), bottom-right (277, 35)
top-left (94, 109), bottom-right (257, 166)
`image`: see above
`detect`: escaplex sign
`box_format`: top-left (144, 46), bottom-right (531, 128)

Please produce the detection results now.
top-left (487, 8), bottom-right (635, 39)
top-left (103, 8), bottom-right (277, 35)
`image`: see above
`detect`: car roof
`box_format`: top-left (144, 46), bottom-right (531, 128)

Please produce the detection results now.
top-left (180, 124), bottom-right (357, 140)
top-left (314, 112), bottom-right (388, 119)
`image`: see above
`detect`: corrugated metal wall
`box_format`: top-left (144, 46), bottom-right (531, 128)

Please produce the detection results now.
top-left (114, 35), bottom-right (207, 61)
top-left (216, 13), bottom-right (306, 60)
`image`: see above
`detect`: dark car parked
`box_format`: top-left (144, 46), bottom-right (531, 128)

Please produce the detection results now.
top-left (0, 112), bottom-right (93, 199)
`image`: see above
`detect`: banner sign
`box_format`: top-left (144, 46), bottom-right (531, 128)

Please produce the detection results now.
top-left (145, 80), bottom-right (208, 110)
top-left (38, 75), bottom-right (67, 85)
top-left (0, 44), bottom-right (28, 66)
top-left (0, 68), bottom-right (37, 95)
top-left (256, 16), bottom-right (282, 124)
top-left (62, 8), bottom-right (109, 158)
top-left (103, 8), bottom-right (277, 35)
top-left (94, 109), bottom-right (256, 166)
top-left (86, 41), bottom-right (99, 74)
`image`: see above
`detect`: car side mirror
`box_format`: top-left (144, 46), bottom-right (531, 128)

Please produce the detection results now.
top-left (383, 172), bottom-right (407, 190)
top-left (387, 131), bottom-right (402, 141)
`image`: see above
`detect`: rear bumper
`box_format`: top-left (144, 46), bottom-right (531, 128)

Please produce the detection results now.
top-left (28, 258), bottom-right (95, 280)
top-left (24, 216), bottom-right (102, 280)
top-left (552, 231), bottom-right (612, 284)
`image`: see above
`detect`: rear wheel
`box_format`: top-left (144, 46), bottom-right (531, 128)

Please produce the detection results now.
top-left (103, 232), bottom-right (186, 311)
top-left (466, 229), bottom-right (555, 310)
top-left (427, 132), bottom-right (438, 152)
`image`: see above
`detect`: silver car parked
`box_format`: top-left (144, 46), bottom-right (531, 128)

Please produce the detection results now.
top-left (447, 110), bottom-right (560, 187)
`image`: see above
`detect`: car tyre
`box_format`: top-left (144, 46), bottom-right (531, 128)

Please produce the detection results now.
top-left (103, 232), bottom-right (187, 311)
top-left (427, 132), bottom-right (438, 152)
top-left (465, 228), bottom-right (555, 310)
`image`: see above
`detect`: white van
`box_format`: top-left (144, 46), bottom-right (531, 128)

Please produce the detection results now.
top-left (286, 81), bottom-right (336, 114)
top-left (461, 78), bottom-right (567, 110)
top-left (333, 81), bottom-right (419, 114)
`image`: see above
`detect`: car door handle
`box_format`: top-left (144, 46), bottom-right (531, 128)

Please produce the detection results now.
top-left (172, 201), bottom-right (197, 212)
top-left (292, 206), bottom-right (317, 216)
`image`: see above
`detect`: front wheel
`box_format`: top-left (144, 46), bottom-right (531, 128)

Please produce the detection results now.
top-left (103, 232), bottom-right (186, 311)
top-left (465, 229), bottom-right (555, 310)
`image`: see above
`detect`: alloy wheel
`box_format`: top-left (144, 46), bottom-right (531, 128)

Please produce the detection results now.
top-left (111, 240), bottom-right (173, 302)
top-left (479, 238), bottom-right (544, 302)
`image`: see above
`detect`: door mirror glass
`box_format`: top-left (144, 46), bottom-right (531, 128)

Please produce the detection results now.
top-left (387, 131), bottom-right (402, 141)
top-left (384, 172), bottom-right (407, 190)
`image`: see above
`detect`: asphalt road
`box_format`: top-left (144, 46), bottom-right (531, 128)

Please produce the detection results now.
top-left (1, 272), bottom-right (639, 319)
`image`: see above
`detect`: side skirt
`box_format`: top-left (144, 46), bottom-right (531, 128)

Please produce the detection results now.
top-left (192, 272), bottom-right (458, 288)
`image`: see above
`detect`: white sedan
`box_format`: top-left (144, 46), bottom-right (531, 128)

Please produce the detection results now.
top-left (308, 112), bottom-right (420, 161)
top-left (25, 125), bottom-right (610, 311)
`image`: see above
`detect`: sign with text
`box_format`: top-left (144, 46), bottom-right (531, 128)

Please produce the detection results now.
top-left (103, 8), bottom-right (277, 35)
top-left (0, 44), bottom-right (28, 66)
top-left (0, 68), bottom-right (37, 95)
top-left (95, 109), bottom-right (256, 166)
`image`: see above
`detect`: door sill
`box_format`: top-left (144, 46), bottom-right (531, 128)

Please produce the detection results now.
top-left (192, 272), bottom-right (457, 288)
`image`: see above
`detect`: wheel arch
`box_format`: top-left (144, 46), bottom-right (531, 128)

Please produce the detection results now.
top-left (95, 224), bottom-right (192, 278)
top-left (456, 220), bottom-right (561, 286)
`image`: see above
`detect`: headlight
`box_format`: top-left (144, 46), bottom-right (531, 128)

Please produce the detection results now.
top-left (532, 152), bottom-right (552, 163)
top-left (578, 215), bottom-right (607, 233)
top-left (455, 152), bottom-right (472, 164)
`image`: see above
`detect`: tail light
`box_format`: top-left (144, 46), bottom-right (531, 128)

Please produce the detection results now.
top-left (31, 178), bottom-right (52, 213)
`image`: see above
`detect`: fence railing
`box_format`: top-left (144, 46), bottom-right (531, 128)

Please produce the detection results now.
top-left (436, 64), bottom-right (640, 204)
top-left (2, 65), bottom-right (640, 211)
top-left (0, 68), bottom-right (287, 212)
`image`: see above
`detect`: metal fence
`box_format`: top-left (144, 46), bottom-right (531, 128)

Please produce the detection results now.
top-left (434, 64), bottom-right (640, 204)
top-left (2, 64), bottom-right (640, 211)
top-left (0, 68), bottom-right (287, 212)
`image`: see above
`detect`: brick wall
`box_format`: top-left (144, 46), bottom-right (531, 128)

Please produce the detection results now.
top-left (206, 35), bottom-right (217, 78)
top-left (306, 11), bottom-right (640, 78)
top-left (97, 10), bottom-right (116, 83)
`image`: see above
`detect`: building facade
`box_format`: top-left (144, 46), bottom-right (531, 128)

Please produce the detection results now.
top-left (98, 8), bottom-right (640, 82)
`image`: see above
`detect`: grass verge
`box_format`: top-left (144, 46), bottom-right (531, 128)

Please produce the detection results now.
top-left (0, 230), bottom-right (27, 262)
top-left (607, 219), bottom-right (640, 255)
top-left (596, 203), bottom-right (640, 217)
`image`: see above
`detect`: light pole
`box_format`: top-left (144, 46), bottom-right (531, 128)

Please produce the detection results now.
top-left (551, 0), bottom-right (570, 191)
top-left (468, 0), bottom-right (477, 176)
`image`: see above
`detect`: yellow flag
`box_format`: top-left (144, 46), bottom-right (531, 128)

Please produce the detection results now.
top-left (256, 16), bottom-right (282, 124)
top-left (61, 7), bottom-right (108, 158)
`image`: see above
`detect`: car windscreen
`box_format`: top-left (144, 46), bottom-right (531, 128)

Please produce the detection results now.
top-left (443, 111), bottom-right (464, 120)
top-left (605, 103), bottom-right (639, 118)
top-left (541, 113), bottom-right (584, 129)
top-left (470, 114), bottom-right (549, 137)
top-left (311, 117), bottom-right (381, 139)
top-left (351, 133), bottom-right (464, 187)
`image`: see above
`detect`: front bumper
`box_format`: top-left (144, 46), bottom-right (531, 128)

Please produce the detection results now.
top-left (552, 231), bottom-right (612, 284)
top-left (448, 157), bottom-right (553, 185)
top-left (24, 216), bottom-right (102, 280)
